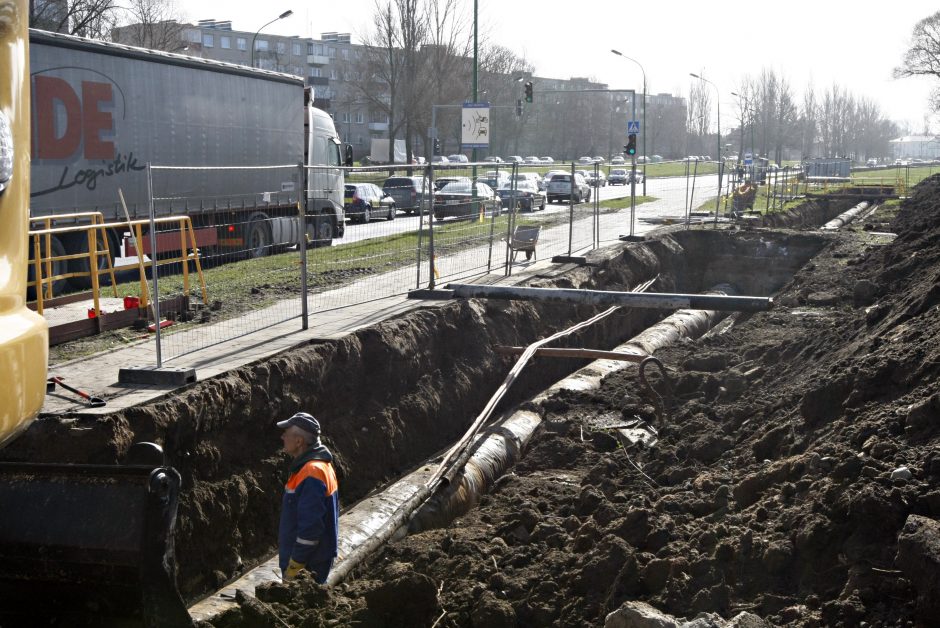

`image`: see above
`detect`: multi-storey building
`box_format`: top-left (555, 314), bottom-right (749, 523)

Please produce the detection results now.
top-left (112, 19), bottom-right (687, 161)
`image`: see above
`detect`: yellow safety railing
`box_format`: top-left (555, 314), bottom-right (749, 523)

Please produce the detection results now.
top-left (28, 215), bottom-right (208, 318)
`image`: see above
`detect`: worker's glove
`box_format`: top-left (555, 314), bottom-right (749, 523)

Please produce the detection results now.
top-left (283, 559), bottom-right (305, 582)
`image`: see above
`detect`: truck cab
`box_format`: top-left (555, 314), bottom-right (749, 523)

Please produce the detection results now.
top-left (304, 97), bottom-right (351, 243)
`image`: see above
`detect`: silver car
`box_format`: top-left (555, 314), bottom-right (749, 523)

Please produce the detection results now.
top-left (546, 173), bottom-right (591, 204)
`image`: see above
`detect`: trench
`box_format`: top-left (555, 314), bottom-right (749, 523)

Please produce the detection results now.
top-left (0, 204), bottom-right (849, 607)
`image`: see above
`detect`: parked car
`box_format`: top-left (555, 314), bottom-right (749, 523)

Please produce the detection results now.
top-left (610, 155), bottom-right (625, 165)
top-left (497, 180), bottom-right (546, 211)
top-left (448, 154), bottom-right (470, 163)
top-left (593, 156), bottom-right (605, 164)
top-left (542, 169), bottom-right (567, 189)
top-left (484, 156), bottom-right (504, 163)
top-left (546, 173), bottom-right (591, 204)
top-left (507, 155), bottom-right (524, 163)
top-left (382, 176), bottom-right (429, 215)
top-left (608, 168), bottom-right (629, 185)
top-left (476, 170), bottom-right (511, 191)
top-left (434, 175), bottom-right (471, 191)
top-left (540, 156), bottom-right (554, 164)
top-left (608, 168), bottom-right (643, 185)
top-left (512, 172), bottom-right (544, 191)
top-left (344, 183), bottom-right (396, 223)
top-left (585, 171), bottom-right (607, 187)
top-left (433, 180), bottom-right (500, 220)
top-left (431, 155), bottom-right (450, 164)
top-left (865, 159), bottom-right (877, 167)
top-left (577, 156), bottom-right (594, 165)
top-left (524, 155), bottom-right (541, 164)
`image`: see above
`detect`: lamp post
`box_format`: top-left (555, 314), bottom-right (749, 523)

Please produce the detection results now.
top-left (250, 9), bottom-right (293, 69)
top-left (690, 72), bottom-right (721, 226)
top-left (611, 49), bottom-right (647, 195)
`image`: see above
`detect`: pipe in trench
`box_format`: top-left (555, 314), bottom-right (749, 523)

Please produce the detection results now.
top-left (189, 285), bottom-right (737, 619)
top-left (446, 283), bottom-right (772, 312)
top-left (409, 284), bottom-right (737, 532)
top-left (820, 201), bottom-right (870, 231)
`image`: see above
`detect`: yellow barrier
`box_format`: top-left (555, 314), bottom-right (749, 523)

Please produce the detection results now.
top-left (27, 216), bottom-right (208, 319)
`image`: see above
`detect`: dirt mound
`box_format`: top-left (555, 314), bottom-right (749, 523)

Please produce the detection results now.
top-left (205, 179), bottom-right (940, 627)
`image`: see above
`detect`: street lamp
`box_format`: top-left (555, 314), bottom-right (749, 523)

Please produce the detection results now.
top-left (251, 9), bottom-right (293, 69)
top-left (690, 72), bottom-right (722, 225)
top-left (611, 49), bottom-right (647, 195)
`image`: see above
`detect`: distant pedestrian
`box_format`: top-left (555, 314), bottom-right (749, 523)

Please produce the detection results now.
top-left (277, 412), bottom-right (339, 584)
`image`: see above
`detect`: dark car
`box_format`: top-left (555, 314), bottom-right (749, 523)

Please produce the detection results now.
top-left (497, 180), bottom-right (545, 211)
top-left (344, 183), bottom-right (396, 223)
top-left (433, 180), bottom-right (500, 221)
top-left (382, 176), bottom-right (429, 215)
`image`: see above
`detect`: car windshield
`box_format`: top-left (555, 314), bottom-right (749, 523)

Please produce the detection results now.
top-left (500, 181), bottom-right (537, 192)
top-left (551, 175), bottom-right (571, 182)
top-left (439, 181), bottom-right (491, 195)
top-left (611, 169), bottom-right (627, 175)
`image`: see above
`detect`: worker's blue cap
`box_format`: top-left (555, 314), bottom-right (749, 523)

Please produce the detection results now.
top-left (277, 412), bottom-right (321, 436)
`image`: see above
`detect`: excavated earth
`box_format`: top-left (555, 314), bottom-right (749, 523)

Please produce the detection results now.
top-left (5, 184), bottom-right (939, 627)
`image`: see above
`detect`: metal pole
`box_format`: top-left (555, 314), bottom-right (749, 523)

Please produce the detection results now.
top-left (146, 163), bottom-right (162, 368)
top-left (445, 283), bottom-right (774, 312)
top-left (427, 164), bottom-right (436, 289)
top-left (611, 50), bottom-right (647, 196)
top-left (297, 162), bottom-right (309, 330)
top-left (568, 162), bottom-right (574, 255)
top-left (629, 92), bottom-right (637, 237)
top-left (471, 0), bottom-right (478, 165)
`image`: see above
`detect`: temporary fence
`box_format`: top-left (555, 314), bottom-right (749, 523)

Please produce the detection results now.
top-left (145, 163), bottom-right (307, 362)
top-left (96, 157), bottom-right (754, 369)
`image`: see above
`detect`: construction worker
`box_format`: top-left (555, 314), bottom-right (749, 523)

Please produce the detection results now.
top-left (277, 412), bottom-right (339, 584)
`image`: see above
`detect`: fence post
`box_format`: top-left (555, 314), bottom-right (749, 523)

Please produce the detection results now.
top-left (298, 162), bottom-right (309, 330)
top-left (146, 162), bottom-right (162, 368)
top-left (427, 164), bottom-right (436, 289)
top-left (416, 165), bottom-right (429, 288)
top-left (568, 162), bottom-right (575, 256)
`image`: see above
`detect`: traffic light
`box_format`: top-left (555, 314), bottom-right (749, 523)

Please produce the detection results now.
top-left (524, 81), bottom-right (533, 103)
top-left (625, 133), bottom-right (637, 156)
top-left (433, 138), bottom-right (440, 155)
top-left (516, 99), bottom-right (523, 117)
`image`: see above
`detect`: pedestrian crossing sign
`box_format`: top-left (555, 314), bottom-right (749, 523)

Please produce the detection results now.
top-left (627, 120), bottom-right (640, 134)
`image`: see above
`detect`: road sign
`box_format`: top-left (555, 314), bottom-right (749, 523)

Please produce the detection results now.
top-left (627, 120), bottom-right (640, 134)
top-left (461, 102), bottom-right (490, 149)
top-left (744, 152), bottom-right (753, 166)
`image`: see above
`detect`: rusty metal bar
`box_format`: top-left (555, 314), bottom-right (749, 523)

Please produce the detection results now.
top-left (446, 283), bottom-right (773, 312)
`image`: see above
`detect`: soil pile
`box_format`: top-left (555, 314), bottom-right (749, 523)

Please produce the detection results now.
top-left (206, 178), bottom-right (940, 627)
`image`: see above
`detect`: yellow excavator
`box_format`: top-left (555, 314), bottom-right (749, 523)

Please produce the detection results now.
top-left (0, 3), bottom-right (192, 624)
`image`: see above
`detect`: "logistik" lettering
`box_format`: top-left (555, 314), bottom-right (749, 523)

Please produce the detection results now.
top-left (32, 152), bottom-right (146, 197)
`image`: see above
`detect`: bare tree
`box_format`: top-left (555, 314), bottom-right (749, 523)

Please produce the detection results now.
top-left (895, 10), bottom-right (940, 111)
top-left (687, 76), bottom-right (711, 156)
top-left (31, 0), bottom-right (120, 38)
top-left (115, 0), bottom-right (186, 52)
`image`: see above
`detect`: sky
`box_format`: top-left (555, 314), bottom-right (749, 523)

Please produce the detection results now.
top-left (178, 0), bottom-right (939, 134)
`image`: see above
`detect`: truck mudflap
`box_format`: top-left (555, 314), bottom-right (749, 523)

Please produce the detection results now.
top-left (0, 443), bottom-right (193, 627)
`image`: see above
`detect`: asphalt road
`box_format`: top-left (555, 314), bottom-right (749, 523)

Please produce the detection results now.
top-left (339, 173), bottom-right (723, 245)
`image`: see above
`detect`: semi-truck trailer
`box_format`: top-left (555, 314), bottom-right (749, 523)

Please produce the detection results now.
top-left (29, 29), bottom-right (351, 292)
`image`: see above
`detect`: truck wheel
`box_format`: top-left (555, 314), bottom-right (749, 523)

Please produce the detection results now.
top-left (246, 216), bottom-right (272, 258)
top-left (27, 234), bottom-right (69, 298)
top-left (315, 215), bottom-right (334, 247)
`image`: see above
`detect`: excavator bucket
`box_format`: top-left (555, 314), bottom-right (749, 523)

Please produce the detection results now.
top-left (0, 445), bottom-right (193, 627)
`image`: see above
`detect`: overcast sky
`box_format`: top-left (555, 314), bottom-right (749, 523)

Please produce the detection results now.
top-left (178, 0), bottom-right (939, 133)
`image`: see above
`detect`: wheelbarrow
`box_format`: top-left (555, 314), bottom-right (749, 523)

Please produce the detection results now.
top-left (510, 224), bottom-right (541, 262)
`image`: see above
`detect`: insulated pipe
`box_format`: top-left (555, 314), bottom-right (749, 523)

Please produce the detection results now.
top-left (821, 201), bottom-right (870, 230)
top-left (446, 283), bottom-right (772, 312)
top-left (410, 285), bottom-right (737, 533)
